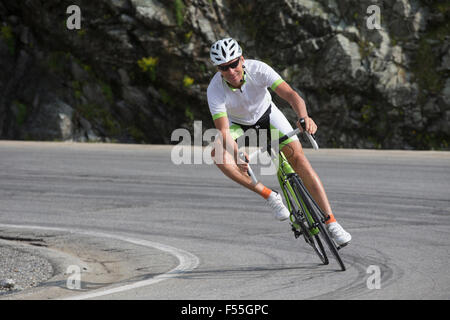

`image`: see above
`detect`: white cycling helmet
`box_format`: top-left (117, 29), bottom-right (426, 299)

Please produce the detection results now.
top-left (210, 38), bottom-right (242, 66)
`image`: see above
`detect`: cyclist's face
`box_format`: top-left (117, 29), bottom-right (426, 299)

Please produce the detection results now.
top-left (218, 56), bottom-right (244, 85)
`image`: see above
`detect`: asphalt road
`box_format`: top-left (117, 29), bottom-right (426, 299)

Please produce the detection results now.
top-left (0, 141), bottom-right (449, 299)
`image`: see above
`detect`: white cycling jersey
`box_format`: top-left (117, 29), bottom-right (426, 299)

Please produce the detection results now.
top-left (207, 59), bottom-right (284, 125)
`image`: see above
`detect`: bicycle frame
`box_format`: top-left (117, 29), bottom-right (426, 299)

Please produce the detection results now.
top-left (240, 126), bottom-right (320, 236)
top-left (240, 122), bottom-right (346, 270)
top-left (275, 151), bottom-right (319, 236)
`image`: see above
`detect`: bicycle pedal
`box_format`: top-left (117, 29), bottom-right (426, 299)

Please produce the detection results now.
top-left (290, 225), bottom-right (302, 238)
top-left (336, 242), bottom-right (349, 250)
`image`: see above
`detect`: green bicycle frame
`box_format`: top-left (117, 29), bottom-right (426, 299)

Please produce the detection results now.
top-left (275, 151), bottom-right (319, 236)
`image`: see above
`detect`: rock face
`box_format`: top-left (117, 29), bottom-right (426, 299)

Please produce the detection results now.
top-left (0, 0), bottom-right (448, 149)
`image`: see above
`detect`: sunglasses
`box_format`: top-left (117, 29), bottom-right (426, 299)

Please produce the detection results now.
top-left (218, 58), bottom-right (241, 71)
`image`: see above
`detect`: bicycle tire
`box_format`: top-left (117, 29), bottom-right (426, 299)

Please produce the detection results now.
top-left (290, 176), bottom-right (346, 271)
top-left (284, 177), bottom-right (328, 265)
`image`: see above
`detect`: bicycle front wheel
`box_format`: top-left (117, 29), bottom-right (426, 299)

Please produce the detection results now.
top-left (284, 177), bottom-right (328, 265)
top-left (290, 175), bottom-right (346, 271)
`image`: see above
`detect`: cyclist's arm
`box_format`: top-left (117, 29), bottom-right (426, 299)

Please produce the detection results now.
top-left (274, 81), bottom-right (308, 119)
top-left (274, 81), bottom-right (317, 134)
top-left (213, 116), bottom-right (240, 161)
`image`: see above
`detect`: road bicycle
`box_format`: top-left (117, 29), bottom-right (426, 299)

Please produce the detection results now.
top-left (240, 119), bottom-right (346, 271)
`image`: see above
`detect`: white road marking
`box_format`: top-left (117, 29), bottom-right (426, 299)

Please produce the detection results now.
top-left (0, 224), bottom-right (200, 299)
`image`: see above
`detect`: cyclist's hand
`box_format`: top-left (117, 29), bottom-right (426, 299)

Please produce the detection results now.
top-left (297, 116), bottom-right (317, 135)
top-left (237, 152), bottom-right (249, 173)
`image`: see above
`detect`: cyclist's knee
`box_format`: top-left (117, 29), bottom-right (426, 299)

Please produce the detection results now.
top-left (283, 141), bottom-right (303, 161)
top-left (291, 152), bottom-right (306, 166)
top-left (287, 149), bottom-right (313, 172)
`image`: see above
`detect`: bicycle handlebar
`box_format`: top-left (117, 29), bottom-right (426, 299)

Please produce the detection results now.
top-left (298, 118), bottom-right (319, 150)
top-left (277, 118), bottom-right (319, 150)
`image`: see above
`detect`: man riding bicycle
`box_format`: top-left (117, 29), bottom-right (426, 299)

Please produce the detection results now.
top-left (207, 38), bottom-right (351, 247)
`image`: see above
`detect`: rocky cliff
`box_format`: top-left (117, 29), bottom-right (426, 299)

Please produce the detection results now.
top-left (0, 0), bottom-right (448, 149)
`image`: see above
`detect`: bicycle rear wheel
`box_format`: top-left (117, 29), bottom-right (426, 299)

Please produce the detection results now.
top-left (290, 175), bottom-right (346, 271)
top-left (284, 177), bottom-right (328, 265)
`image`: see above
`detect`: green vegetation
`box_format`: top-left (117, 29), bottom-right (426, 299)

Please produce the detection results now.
top-left (77, 29), bottom-right (87, 37)
top-left (360, 104), bottom-right (374, 123)
top-left (409, 130), bottom-right (448, 150)
top-left (358, 40), bottom-right (374, 59)
top-left (137, 56), bottom-right (159, 72)
top-left (423, 4), bottom-right (450, 43)
top-left (412, 38), bottom-right (444, 97)
top-left (159, 88), bottom-right (174, 106)
top-left (72, 80), bottom-right (82, 99)
top-left (199, 63), bottom-right (206, 73)
top-left (185, 106), bottom-right (194, 121)
top-left (13, 101), bottom-right (27, 126)
top-left (367, 136), bottom-right (382, 149)
top-left (75, 103), bottom-right (121, 136)
top-left (174, 0), bottom-right (186, 26)
top-left (400, 1), bottom-right (450, 150)
top-left (411, 1), bottom-right (449, 99)
top-left (231, 2), bottom-right (260, 40)
top-left (47, 51), bottom-right (70, 73)
top-left (101, 82), bottom-right (114, 103)
top-left (82, 64), bottom-right (92, 73)
top-left (184, 30), bottom-right (193, 42)
top-left (129, 126), bottom-right (145, 142)
top-left (1, 25), bottom-right (15, 55)
top-left (183, 75), bottom-right (194, 88)
top-left (434, 2), bottom-right (450, 14)
top-left (137, 56), bottom-right (158, 82)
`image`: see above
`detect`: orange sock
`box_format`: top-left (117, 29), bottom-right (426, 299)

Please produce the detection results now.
top-left (325, 213), bottom-right (336, 224)
top-left (260, 186), bottom-right (272, 199)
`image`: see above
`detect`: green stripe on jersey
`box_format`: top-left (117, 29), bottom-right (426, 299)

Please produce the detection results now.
top-left (270, 79), bottom-right (284, 91)
top-left (212, 112), bottom-right (227, 120)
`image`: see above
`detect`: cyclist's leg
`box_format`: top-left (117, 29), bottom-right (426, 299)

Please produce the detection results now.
top-left (211, 123), bottom-right (268, 196)
top-left (282, 139), bottom-right (333, 217)
top-left (270, 104), bottom-right (334, 220)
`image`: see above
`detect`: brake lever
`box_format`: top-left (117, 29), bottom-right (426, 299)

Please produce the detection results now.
top-left (299, 118), bottom-right (316, 140)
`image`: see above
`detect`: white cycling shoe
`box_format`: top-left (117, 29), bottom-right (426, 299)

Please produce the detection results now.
top-left (327, 222), bottom-right (352, 247)
top-left (266, 191), bottom-right (290, 221)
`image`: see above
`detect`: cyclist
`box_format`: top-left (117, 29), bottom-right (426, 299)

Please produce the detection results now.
top-left (207, 38), bottom-right (351, 246)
